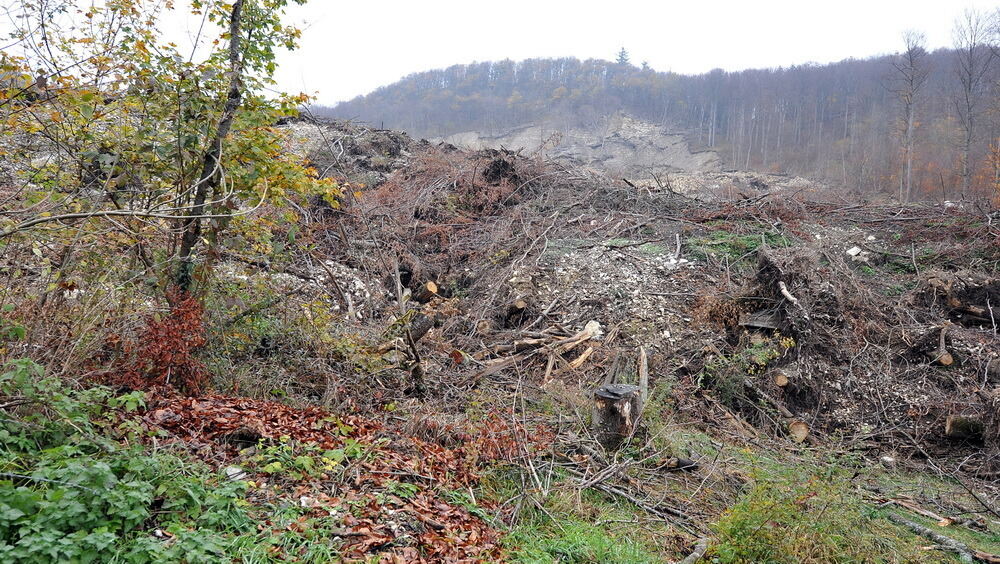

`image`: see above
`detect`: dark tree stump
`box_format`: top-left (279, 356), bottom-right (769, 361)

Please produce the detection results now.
top-left (593, 384), bottom-right (643, 450)
top-left (945, 415), bottom-right (984, 441)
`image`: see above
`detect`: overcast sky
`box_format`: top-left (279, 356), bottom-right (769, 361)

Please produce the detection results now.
top-left (173, 0), bottom-right (1000, 104)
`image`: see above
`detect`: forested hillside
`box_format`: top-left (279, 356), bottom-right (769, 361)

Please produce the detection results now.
top-left (325, 43), bottom-right (1000, 202)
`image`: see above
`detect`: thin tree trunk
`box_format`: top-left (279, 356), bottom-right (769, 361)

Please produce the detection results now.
top-left (176, 0), bottom-right (246, 291)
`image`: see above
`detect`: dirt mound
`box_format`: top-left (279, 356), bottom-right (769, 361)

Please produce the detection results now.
top-left (282, 117), bottom-right (416, 188)
top-left (267, 118), bottom-right (1000, 530)
top-left (441, 113), bottom-right (722, 177)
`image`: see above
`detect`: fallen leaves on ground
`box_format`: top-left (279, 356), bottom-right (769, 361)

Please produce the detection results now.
top-left (135, 393), bottom-right (552, 562)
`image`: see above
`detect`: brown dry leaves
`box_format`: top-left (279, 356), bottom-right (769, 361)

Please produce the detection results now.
top-left (139, 393), bottom-right (551, 562)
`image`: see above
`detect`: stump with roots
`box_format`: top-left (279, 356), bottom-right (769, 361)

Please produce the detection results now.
top-left (593, 383), bottom-right (643, 451)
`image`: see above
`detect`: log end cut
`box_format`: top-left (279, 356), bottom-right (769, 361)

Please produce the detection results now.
top-left (787, 419), bottom-right (810, 443)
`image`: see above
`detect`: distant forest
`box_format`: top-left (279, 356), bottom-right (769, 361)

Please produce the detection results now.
top-left (321, 29), bottom-right (1000, 202)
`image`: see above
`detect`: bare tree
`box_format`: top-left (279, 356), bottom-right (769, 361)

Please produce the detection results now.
top-left (892, 31), bottom-right (930, 202)
top-left (952, 9), bottom-right (996, 199)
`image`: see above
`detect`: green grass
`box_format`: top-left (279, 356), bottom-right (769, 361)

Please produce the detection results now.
top-left (481, 468), bottom-right (674, 563)
top-left (505, 515), bottom-right (663, 563)
top-left (711, 454), bottom-right (949, 563)
top-left (901, 511), bottom-right (1000, 556)
top-left (870, 468), bottom-right (1000, 556)
top-left (688, 230), bottom-right (793, 261)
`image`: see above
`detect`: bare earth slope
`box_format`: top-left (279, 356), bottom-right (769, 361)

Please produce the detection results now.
top-left (440, 113), bottom-right (722, 178)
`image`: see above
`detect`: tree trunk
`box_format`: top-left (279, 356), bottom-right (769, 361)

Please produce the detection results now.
top-left (176, 0), bottom-right (246, 291)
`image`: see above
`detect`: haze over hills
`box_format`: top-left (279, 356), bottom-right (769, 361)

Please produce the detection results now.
top-left (320, 49), bottom-right (999, 201)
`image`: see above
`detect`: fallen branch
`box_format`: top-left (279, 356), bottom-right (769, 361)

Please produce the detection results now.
top-left (885, 498), bottom-right (986, 533)
top-left (676, 537), bottom-right (709, 564)
top-left (778, 281), bottom-right (810, 322)
top-left (560, 465), bottom-right (701, 535)
top-left (474, 321), bottom-right (602, 379)
top-left (885, 512), bottom-right (978, 563)
top-left (931, 324), bottom-right (954, 366)
top-left (638, 346), bottom-right (649, 404)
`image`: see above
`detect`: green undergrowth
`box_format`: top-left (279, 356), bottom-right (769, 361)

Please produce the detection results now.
top-left (0, 359), bottom-right (359, 563)
top-left (480, 467), bottom-right (675, 563)
top-left (904, 512), bottom-right (1000, 556)
top-left (610, 381), bottom-right (985, 563)
top-left (871, 469), bottom-right (1000, 556)
top-left (687, 229), bottom-right (794, 262)
top-left (711, 453), bottom-right (946, 563)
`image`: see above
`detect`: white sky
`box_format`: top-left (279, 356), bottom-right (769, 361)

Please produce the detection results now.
top-left (54, 0), bottom-right (1000, 104)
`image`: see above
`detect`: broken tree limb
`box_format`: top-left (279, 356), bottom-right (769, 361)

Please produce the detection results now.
top-left (554, 320), bottom-right (603, 354)
top-left (314, 259), bottom-right (356, 319)
top-left (376, 306), bottom-right (455, 354)
top-left (473, 321), bottom-right (603, 380)
top-left (778, 281), bottom-right (810, 321)
top-left (886, 498), bottom-right (950, 526)
top-left (559, 465), bottom-right (700, 535)
top-left (638, 346), bottom-right (649, 404)
top-left (657, 457), bottom-right (699, 472)
top-left (566, 346), bottom-right (594, 371)
top-left (676, 537), bottom-right (709, 564)
top-left (885, 512), bottom-right (976, 563)
top-left (931, 324), bottom-right (954, 366)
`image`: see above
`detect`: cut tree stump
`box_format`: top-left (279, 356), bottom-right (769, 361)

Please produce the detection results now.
top-left (787, 419), bottom-right (810, 443)
top-left (745, 379), bottom-right (814, 444)
top-left (593, 383), bottom-right (643, 451)
top-left (509, 298), bottom-right (528, 315)
top-left (986, 359), bottom-right (1000, 382)
top-left (505, 298), bottom-right (529, 325)
top-left (413, 281), bottom-right (438, 303)
top-left (774, 370), bottom-right (790, 388)
top-left (945, 415), bottom-right (984, 441)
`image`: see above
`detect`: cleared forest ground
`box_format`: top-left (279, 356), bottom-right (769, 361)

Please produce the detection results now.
top-left (3, 117), bottom-right (1000, 562)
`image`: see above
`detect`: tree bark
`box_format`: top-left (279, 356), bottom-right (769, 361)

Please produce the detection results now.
top-left (176, 0), bottom-right (246, 291)
top-left (945, 415), bottom-right (984, 441)
top-left (593, 383), bottom-right (642, 450)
